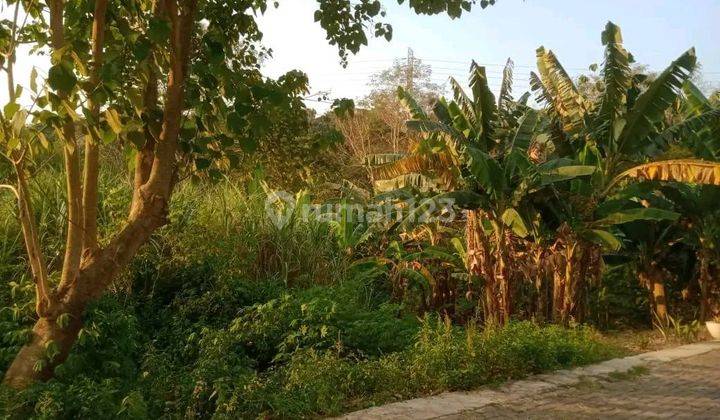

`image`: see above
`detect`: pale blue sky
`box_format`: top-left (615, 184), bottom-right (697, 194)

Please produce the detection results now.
top-left (3, 1), bottom-right (719, 110)
top-left (259, 0), bottom-right (720, 111)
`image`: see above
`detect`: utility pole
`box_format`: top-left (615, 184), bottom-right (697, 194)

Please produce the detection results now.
top-left (406, 47), bottom-right (414, 93)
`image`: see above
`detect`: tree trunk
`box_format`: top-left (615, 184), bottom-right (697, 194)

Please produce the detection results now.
top-left (639, 264), bottom-right (668, 325)
top-left (4, 193), bottom-right (170, 387)
top-left (549, 230), bottom-right (602, 325)
top-left (653, 280), bottom-right (668, 321)
top-left (3, 313), bottom-right (82, 389)
top-left (466, 210), bottom-right (512, 325)
top-left (698, 249), bottom-right (713, 323)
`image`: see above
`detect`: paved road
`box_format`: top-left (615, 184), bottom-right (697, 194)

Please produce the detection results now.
top-left (442, 349), bottom-right (720, 419)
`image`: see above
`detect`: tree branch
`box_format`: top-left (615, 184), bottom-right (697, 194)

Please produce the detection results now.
top-left (13, 160), bottom-right (54, 316)
top-left (81, 0), bottom-right (109, 253)
top-left (139, 0), bottom-right (197, 204)
top-left (4, 2), bottom-right (54, 315)
top-left (131, 0), bottom-right (166, 209)
top-left (47, 0), bottom-right (84, 291)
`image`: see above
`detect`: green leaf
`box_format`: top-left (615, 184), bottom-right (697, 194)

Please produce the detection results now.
top-left (508, 109), bottom-right (539, 151)
top-left (195, 158), bottom-right (211, 170)
top-left (148, 17), bottom-right (171, 44)
top-left (239, 136), bottom-right (258, 153)
top-left (30, 68), bottom-right (38, 93)
top-left (594, 21), bottom-right (631, 148)
top-left (4, 103), bottom-right (19, 119)
top-left (105, 109), bottom-right (123, 134)
top-left (101, 129), bottom-right (116, 144)
top-left (539, 165), bottom-right (596, 185)
top-left (48, 61), bottom-right (77, 94)
top-left (594, 207), bottom-right (680, 227)
top-left (501, 208), bottom-right (529, 238)
top-left (535, 47), bottom-right (585, 135)
top-left (6, 134), bottom-right (19, 151)
top-left (37, 132), bottom-right (50, 149)
top-left (448, 78), bottom-right (476, 128)
top-left (204, 38), bottom-right (225, 64)
top-left (498, 58), bottom-right (514, 110)
top-left (469, 62), bottom-right (497, 148)
top-left (133, 37), bottom-right (151, 61)
top-left (11, 110), bottom-right (27, 137)
top-left (127, 130), bottom-right (145, 148)
top-left (227, 112), bottom-right (244, 134)
top-left (585, 229), bottom-right (622, 251)
top-left (397, 86), bottom-right (427, 120)
top-left (331, 98), bottom-right (355, 118)
top-left (406, 119), bottom-right (467, 148)
top-left (61, 101), bottom-right (79, 121)
top-left (618, 48), bottom-right (697, 153)
top-left (466, 147), bottom-right (504, 193)
top-left (682, 80), bottom-right (712, 116)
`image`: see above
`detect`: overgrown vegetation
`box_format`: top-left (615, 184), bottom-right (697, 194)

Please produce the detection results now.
top-left (0, 177), bottom-right (618, 417)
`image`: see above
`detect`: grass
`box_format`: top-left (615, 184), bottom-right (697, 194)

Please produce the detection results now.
top-left (601, 327), bottom-right (706, 355)
top-left (607, 365), bottom-right (650, 381)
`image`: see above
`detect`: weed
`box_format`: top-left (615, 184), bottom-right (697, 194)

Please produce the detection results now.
top-left (607, 365), bottom-right (650, 381)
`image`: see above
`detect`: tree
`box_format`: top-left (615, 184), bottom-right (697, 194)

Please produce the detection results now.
top-left (654, 184), bottom-right (720, 322)
top-left (372, 61), bottom-right (595, 324)
top-left (530, 22), bottom-right (720, 323)
top-left (334, 54), bottom-right (444, 188)
top-left (367, 49), bottom-right (444, 109)
top-left (366, 52), bottom-right (444, 152)
top-left (0, 0), bottom-right (496, 388)
top-left (373, 22), bottom-right (720, 325)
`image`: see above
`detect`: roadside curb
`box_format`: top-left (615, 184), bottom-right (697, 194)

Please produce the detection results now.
top-left (340, 341), bottom-right (720, 419)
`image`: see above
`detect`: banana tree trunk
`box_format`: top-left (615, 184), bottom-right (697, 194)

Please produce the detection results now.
top-left (537, 247), bottom-right (554, 322)
top-left (549, 230), bottom-right (602, 325)
top-left (639, 263), bottom-right (668, 325)
top-left (466, 210), bottom-right (511, 325)
top-left (697, 249), bottom-right (716, 323)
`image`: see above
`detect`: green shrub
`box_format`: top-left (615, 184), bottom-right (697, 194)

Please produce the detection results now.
top-left (202, 320), bottom-right (618, 418)
top-left (232, 280), bottom-right (418, 366)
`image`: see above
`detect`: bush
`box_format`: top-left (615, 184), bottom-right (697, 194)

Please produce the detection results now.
top-left (231, 280), bottom-right (418, 366)
top-left (204, 319), bottom-right (618, 418)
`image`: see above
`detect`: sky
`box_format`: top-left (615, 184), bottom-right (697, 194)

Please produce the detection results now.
top-left (257, 0), bottom-right (720, 112)
top-left (3, 0), bottom-right (720, 112)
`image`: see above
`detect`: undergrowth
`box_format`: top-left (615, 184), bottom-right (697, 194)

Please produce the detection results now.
top-left (0, 176), bottom-right (620, 418)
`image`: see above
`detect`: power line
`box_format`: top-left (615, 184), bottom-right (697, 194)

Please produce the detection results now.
top-left (350, 56), bottom-right (720, 75)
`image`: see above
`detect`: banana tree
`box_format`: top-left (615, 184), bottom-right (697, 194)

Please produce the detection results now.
top-left (613, 84), bottom-right (720, 323)
top-left (611, 184), bottom-right (685, 322)
top-left (372, 61), bottom-right (595, 324)
top-left (529, 21), bottom-right (720, 323)
top-left (648, 184), bottom-right (720, 322)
